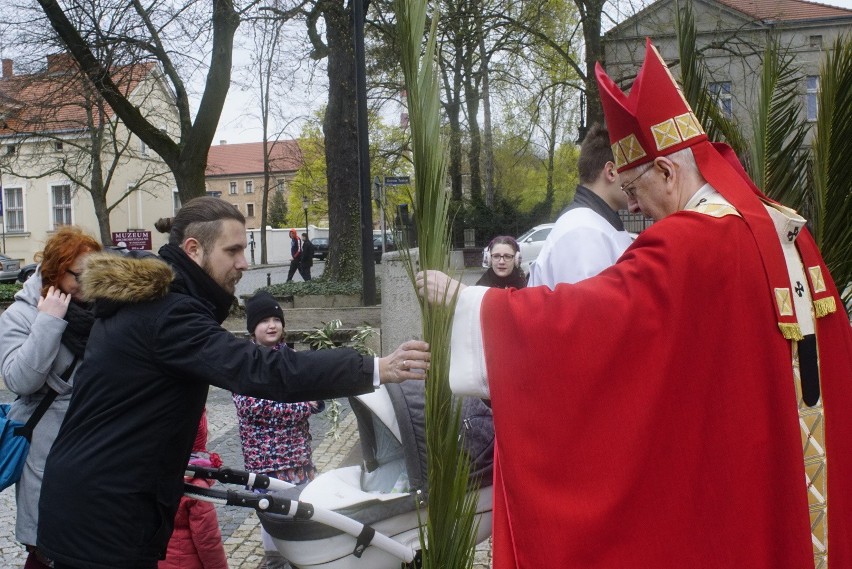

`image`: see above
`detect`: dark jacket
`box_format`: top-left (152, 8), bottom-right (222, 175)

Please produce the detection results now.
top-left (37, 246), bottom-right (374, 569)
top-left (300, 239), bottom-right (314, 267)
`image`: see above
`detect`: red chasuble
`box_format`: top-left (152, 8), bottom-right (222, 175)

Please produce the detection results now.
top-left (480, 210), bottom-right (852, 568)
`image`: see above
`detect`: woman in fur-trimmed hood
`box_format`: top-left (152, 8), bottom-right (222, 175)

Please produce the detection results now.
top-left (36, 198), bottom-right (428, 569)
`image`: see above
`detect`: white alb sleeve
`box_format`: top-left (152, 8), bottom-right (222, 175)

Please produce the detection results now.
top-left (449, 286), bottom-right (490, 399)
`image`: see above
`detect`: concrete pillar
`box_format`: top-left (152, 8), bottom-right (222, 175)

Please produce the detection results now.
top-left (380, 248), bottom-right (466, 356)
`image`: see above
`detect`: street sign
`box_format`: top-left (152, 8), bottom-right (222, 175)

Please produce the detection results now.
top-left (384, 176), bottom-right (411, 186)
top-left (112, 231), bottom-right (152, 251)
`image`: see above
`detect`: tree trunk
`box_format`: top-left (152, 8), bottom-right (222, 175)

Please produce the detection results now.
top-left (578, 0), bottom-right (605, 129)
top-left (480, 39), bottom-right (495, 208)
top-left (322, 2), bottom-right (362, 282)
top-left (464, 79), bottom-right (482, 202)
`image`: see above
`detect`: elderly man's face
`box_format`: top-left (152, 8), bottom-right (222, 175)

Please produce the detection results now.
top-left (619, 160), bottom-right (680, 221)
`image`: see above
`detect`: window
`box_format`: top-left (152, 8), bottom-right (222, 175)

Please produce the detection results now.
top-left (54, 141), bottom-right (64, 151)
top-left (6, 144), bottom-right (16, 155)
top-left (245, 180), bottom-right (253, 194)
top-left (229, 181), bottom-right (237, 195)
top-left (173, 189), bottom-right (181, 214)
top-left (276, 179), bottom-right (285, 192)
top-left (3, 186), bottom-right (24, 232)
top-left (806, 76), bottom-right (820, 121)
top-left (709, 82), bottom-right (733, 119)
top-left (51, 184), bottom-right (72, 227)
top-left (139, 138), bottom-right (148, 156)
top-left (246, 203), bottom-right (255, 217)
top-left (809, 35), bottom-right (823, 49)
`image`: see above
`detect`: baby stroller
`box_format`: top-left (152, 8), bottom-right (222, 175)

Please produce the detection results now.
top-left (186, 381), bottom-right (494, 568)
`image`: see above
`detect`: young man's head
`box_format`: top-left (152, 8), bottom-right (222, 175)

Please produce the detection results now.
top-left (302, 232), bottom-right (309, 241)
top-left (578, 123), bottom-right (627, 212)
top-left (155, 197), bottom-right (248, 294)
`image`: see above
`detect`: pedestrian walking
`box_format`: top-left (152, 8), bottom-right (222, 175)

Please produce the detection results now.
top-left (298, 233), bottom-right (314, 282)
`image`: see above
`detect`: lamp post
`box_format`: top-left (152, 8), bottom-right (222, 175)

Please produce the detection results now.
top-left (301, 196), bottom-right (309, 236)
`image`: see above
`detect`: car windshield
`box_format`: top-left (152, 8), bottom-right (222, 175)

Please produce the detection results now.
top-left (516, 228), bottom-right (536, 242)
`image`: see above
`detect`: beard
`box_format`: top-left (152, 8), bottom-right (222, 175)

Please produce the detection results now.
top-left (201, 258), bottom-right (241, 295)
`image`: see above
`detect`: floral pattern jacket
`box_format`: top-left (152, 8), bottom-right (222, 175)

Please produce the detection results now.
top-left (232, 342), bottom-right (325, 483)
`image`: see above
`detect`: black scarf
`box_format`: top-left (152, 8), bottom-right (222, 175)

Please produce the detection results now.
top-left (61, 300), bottom-right (95, 358)
top-left (476, 268), bottom-right (528, 289)
top-left (158, 243), bottom-right (235, 324)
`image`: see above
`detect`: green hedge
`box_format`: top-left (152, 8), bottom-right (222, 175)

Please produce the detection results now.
top-left (0, 283), bottom-right (22, 303)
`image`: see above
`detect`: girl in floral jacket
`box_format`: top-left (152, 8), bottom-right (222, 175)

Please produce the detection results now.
top-left (233, 291), bottom-right (325, 569)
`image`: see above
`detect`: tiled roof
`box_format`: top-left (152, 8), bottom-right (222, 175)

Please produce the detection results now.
top-left (0, 59), bottom-right (155, 137)
top-left (715, 0), bottom-right (852, 21)
top-left (205, 140), bottom-right (303, 177)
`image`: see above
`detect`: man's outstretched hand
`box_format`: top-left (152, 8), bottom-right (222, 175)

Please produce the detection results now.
top-left (378, 340), bottom-right (430, 384)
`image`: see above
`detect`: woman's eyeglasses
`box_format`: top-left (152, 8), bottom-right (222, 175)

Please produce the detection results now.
top-left (491, 254), bottom-right (516, 262)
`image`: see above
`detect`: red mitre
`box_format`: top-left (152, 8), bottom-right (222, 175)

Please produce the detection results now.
top-left (595, 38), bottom-right (839, 340)
top-left (596, 38), bottom-right (707, 172)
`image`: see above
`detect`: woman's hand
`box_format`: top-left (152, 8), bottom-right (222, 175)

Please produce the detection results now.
top-left (415, 270), bottom-right (467, 306)
top-left (38, 286), bottom-right (71, 319)
top-left (378, 340), bottom-right (430, 384)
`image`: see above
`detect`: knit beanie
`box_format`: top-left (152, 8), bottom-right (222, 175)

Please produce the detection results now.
top-left (245, 291), bottom-right (285, 334)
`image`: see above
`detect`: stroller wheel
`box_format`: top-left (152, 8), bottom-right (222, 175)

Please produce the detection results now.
top-left (402, 549), bottom-right (422, 569)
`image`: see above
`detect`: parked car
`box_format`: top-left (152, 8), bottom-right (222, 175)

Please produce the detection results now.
top-left (17, 262), bottom-right (37, 283)
top-left (373, 234), bottom-right (397, 263)
top-left (1, 254), bottom-right (22, 283)
top-left (312, 237), bottom-right (330, 261)
top-left (482, 223), bottom-right (554, 276)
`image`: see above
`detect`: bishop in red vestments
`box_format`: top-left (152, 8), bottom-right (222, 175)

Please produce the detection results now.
top-left (418, 39), bottom-right (852, 569)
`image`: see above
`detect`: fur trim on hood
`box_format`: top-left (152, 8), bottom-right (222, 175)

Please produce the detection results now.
top-left (80, 252), bottom-right (175, 304)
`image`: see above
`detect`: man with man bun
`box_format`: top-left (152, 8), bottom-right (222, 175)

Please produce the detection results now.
top-left (37, 197), bottom-right (429, 569)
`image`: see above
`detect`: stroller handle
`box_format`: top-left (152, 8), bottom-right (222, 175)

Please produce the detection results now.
top-left (184, 466), bottom-right (417, 563)
top-left (186, 465), bottom-right (296, 492)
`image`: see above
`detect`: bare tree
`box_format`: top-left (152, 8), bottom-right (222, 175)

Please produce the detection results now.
top-left (27, 0), bottom-right (244, 202)
top-left (0, 54), bottom-right (174, 243)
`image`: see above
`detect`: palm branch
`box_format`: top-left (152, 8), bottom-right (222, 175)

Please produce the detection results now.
top-left (812, 36), bottom-right (852, 312)
top-left (748, 37), bottom-right (810, 206)
top-left (675, 0), bottom-right (749, 158)
top-left (394, 1), bottom-right (480, 567)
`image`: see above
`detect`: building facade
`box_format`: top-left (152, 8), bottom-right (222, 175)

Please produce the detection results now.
top-left (0, 54), bottom-right (178, 264)
top-left (205, 140), bottom-right (303, 229)
top-left (602, 0), bottom-right (852, 142)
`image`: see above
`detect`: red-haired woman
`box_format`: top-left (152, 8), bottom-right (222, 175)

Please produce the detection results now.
top-left (0, 225), bottom-right (101, 569)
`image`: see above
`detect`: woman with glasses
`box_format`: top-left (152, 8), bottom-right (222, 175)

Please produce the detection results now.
top-left (477, 236), bottom-right (527, 289)
top-left (0, 225), bottom-right (101, 569)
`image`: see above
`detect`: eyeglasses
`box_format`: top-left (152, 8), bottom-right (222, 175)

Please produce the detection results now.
top-left (67, 269), bottom-right (83, 284)
top-left (620, 165), bottom-right (654, 199)
top-left (491, 254), bottom-right (516, 262)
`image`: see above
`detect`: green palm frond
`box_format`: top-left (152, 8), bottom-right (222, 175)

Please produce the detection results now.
top-left (395, 1), bottom-right (480, 567)
top-left (813, 36), bottom-right (852, 312)
top-left (675, 0), bottom-right (748, 158)
top-left (749, 37), bottom-right (810, 205)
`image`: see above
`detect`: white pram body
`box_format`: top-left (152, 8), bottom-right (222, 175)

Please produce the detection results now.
top-left (188, 382), bottom-right (494, 568)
